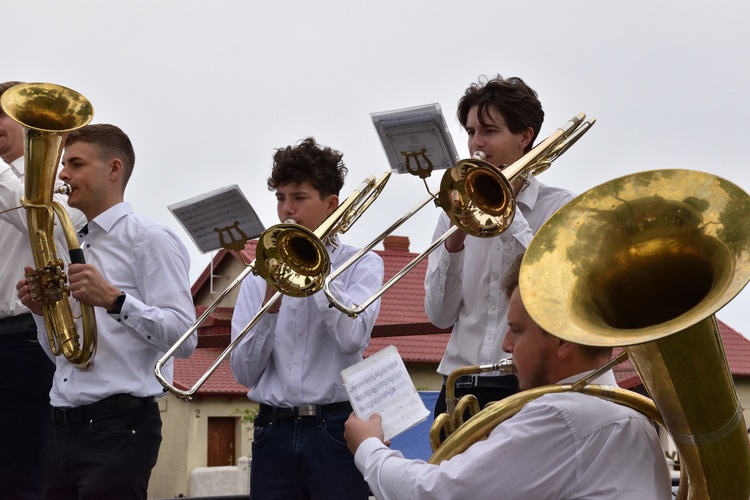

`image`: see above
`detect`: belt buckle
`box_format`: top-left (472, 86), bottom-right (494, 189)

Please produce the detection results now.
top-left (455, 376), bottom-right (476, 389)
top-left (296, 404), bottom-right (316, 417)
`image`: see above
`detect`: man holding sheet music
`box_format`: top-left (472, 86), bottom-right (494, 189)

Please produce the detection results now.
top-left (424, 75), bottom-right (575, 418)
top-left (229, 137), bottom-right (384, 500)
top-left (345, 254), bottom-right (672, 500)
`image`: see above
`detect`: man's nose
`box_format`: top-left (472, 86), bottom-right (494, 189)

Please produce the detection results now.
top-left (501, 330), bottom-right (513, 353)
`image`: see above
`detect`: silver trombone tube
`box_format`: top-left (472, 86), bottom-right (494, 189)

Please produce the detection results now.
top-left (323, 193), bottom-right (455, 318)
top-left (156, 173), bottom-right (391, 400)
top-left (154, 264), bottom-right (258, 400)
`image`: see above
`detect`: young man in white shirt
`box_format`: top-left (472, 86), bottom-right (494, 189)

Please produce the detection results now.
top-left (346, 254), bottom-right (672, 500)
top-left (0, 80), bottom-right (86, 500)
top-left (230, 137), bottom-right (384, 499)
top-left (425, 75), bottom-right (575, 417)
top-left (17, 124), bottom-right (197, 499)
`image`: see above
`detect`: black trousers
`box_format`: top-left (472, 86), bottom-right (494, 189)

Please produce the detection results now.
top-left (45, 396), bottom-right (162, 500)
top-left (0, 321), bottom-right (54, 500)
top-left (433, 375), bottom-right (519, 419)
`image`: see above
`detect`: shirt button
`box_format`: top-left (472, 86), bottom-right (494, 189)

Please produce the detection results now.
top-left (294, 359), bottom-right (300, 364)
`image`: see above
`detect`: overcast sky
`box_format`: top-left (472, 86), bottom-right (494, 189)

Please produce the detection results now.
top-left (6, 1), bottom-right (750, 339)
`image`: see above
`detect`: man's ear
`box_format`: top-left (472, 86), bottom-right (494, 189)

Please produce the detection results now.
top-left (109, 158), bottom-right (123, 180)
top-left (556, 339), bottom-right (575, 360)
top-left (327, 193), bottom-right (339, 214)
top-left (519, 126), bottom-right (534, 151)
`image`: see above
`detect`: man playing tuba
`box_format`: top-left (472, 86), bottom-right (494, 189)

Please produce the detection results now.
top-left (345, 253), bottom-right (672, 500)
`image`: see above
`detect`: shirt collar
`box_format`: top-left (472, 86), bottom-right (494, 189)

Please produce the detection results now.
top-left (515, 174), bottom-right (541, 210)
top-left (557, 368), bottom-right (618, 387)
top-left (3, 156), bottom-right (25, 177)
top-left (88, 201), bottom-right (132, 233)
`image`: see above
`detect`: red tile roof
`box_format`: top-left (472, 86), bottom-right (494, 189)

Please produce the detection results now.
top-left (173, 348), bottom-right (250, 399)
top-left (178, 236), bottom-right (750, 397)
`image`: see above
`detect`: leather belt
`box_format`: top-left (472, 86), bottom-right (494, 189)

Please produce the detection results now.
top-left (259, 401), bottom-right (352, 421)
top-left (0, 313), bottom-right (36, 336)
top-left (52, 394), bottom-right (157, 425)
top-left (453, 374), bottom-right (518, 390)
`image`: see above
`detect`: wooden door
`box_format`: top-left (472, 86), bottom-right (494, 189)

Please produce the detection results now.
top-left (207, 416), bottom-right (236, 466)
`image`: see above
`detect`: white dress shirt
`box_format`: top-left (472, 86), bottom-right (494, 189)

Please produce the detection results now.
top-left (230, 238), bottom-right (384, 406)
top-left (424, 176), bottom-right (574, 375)
top-left (355, 370), bottom-right (672, 500)
top-left (0, 157), bottom-right (86, 318)
top-left (33, 202), bottom-right (197, 407)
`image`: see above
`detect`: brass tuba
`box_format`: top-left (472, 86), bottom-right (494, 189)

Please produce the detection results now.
top-left (432, 169), bottom-right (750, 499)
top-left (0, 83), bottom-right (97, 369)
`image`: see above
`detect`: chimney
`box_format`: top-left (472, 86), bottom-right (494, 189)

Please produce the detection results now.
top-left (383, 235), bottom-right (410, 252)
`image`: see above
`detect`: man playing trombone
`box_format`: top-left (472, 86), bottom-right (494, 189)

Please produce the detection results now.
top-left (426, 75), bottom-right (575, 417)
top-left (229, 137), bottom-right (384, 499)
top-left (345, 253), bottom-right (672, 499)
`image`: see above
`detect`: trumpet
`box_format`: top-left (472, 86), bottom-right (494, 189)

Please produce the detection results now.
top-left (155, 172), bottom-right (391, 400)
top-left (323, 113), bottom-right (595, 318)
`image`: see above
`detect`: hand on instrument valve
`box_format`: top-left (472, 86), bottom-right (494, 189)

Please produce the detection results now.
top-left (16, 267), bottom-right (43, 316)
top-left (66, 263), bottom-right (122, 310)
top-left (344, 413), bottom-right (390, 455)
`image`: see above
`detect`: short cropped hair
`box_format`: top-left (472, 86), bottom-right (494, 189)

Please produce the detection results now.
top-left (267, 137), bottom-right (347, 197)
top-left (65, 124), bottom-right (135, 188)
top-left (457, 75), bottom-right (544, 153)
top-left (502, 252), bottom-right (613, 361)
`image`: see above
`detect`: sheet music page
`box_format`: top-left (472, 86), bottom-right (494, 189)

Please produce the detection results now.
top-left (371, 103), bottom-right (460, 175)
top-left (341, 345), bottom-right (430, 441)
top-left (168, 184), bottom-right (265, 254)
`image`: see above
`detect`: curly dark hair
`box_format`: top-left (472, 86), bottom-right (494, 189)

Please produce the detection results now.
top-left (457, 75), bottom-right (544, 153)
top-left (267, 137), bottom-right (347, 197)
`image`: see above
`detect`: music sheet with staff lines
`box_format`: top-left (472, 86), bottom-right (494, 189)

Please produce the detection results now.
top-left (341, 345), bottom-right (430, 441)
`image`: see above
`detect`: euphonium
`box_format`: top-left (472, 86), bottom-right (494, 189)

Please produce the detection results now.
top-left (0, 83), bottom-right (97, 369)
top-left (432, 169), bottom-right (750, 499)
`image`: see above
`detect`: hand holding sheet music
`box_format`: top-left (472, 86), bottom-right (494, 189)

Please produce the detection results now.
top-left (341, 345), bottom-right (430, 441)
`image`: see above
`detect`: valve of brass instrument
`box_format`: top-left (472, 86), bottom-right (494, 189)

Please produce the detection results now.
top-left (25, 260), bottom-right (69, 305)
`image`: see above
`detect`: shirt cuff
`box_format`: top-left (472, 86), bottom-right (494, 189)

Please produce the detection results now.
top-left (354, 437), bottom-right (389, 472)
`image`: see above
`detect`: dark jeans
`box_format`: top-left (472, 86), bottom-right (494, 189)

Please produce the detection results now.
top-left (0, 327), bottom-right (54, 500)
top-left (250, 408), bottom-right (369, 500)
top-left (44, 399), bottom-right (162, 500)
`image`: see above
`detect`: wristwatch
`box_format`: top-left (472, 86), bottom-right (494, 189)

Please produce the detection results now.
top-left (108, 291), bottom-right (126, 315)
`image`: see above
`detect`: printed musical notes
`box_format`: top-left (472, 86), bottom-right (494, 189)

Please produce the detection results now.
top-left (341, 345), bottom-right (430, 441)
top-left (168, 184), bottom-right (264, 253)
top-left (371, 103), bottom-right (460, 175)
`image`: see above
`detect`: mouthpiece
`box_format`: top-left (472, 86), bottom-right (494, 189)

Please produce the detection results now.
top-left (478, 358), bottom-right (515, 375)
top-left (56, 184), bottom-right (71, 195)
